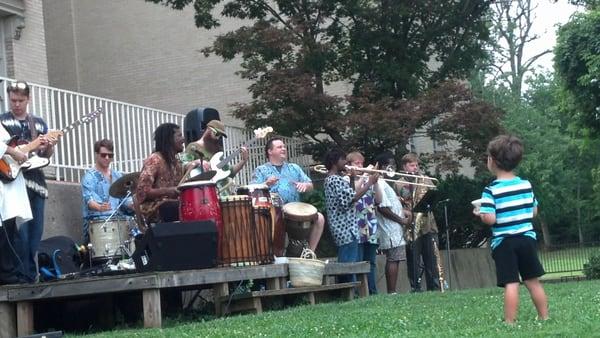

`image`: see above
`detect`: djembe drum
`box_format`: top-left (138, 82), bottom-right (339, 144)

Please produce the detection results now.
top-left (282, 202), bottom-right (317, 257)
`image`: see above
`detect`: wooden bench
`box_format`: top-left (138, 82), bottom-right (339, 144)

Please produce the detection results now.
top-left (217, 282), bottom-right (360, 315)
top-left (215, 261), bottom-right (370, 316)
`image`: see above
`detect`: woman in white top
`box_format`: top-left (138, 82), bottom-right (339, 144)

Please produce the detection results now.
top-left (0, 123), bottom-right (34, 284)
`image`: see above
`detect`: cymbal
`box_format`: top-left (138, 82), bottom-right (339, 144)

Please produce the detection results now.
top-left (188, 170), bottom-right (217, 182)
top-left (109, 172), bottom-right (140, 198)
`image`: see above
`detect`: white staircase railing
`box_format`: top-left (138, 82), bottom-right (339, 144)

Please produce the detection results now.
top-left (0, 77), bottom-right (311, 186)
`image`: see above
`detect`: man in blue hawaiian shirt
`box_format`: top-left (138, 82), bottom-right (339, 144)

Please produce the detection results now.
top-left (252, 137), bottom-right (324, 254)
top-left (81, 139), bottom-right (133, 243)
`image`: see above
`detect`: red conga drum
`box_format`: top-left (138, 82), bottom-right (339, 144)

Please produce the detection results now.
top-left (178, 181), bottom-right (222, 252)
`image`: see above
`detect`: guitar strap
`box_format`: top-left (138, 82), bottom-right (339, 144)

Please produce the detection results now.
top-left (26, 115), bottom-right (40, 155)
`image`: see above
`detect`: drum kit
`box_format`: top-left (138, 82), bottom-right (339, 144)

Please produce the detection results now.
top-left (86, 172), bottom-right (141, 267)
top-left (88, 168), bottom-right (319, 270)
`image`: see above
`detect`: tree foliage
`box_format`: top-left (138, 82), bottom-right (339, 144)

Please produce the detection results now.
top-left (476, 72), bottom-right (600, 245)
top-left (555, 11), bottom-right (600, 133)
top-left (147, 0), bottom-right (500, 169)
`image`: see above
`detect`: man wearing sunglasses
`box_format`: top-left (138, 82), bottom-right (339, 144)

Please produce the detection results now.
top-left (0, 80), bottom-right (57, 282)
top-left (80, 139), bottom-right (134, 243)
top-left (181, 119), bottom-right (248, 194)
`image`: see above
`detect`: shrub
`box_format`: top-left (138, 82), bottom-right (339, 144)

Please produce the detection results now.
top-left (583, 253), bottom-right (600, 279)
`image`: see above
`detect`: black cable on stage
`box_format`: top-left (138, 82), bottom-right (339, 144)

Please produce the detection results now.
top-left (0, 212), bottom-right (27, 276)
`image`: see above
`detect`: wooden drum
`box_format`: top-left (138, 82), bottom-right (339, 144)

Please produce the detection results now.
top-left (252, 206), bottom-right (274, 265)
top-left (219, 195), bottom-right (257, 266)
top-left (219, 195), bottom-right (273, 266)
top-left (282, 202), bottom-right (318, 241)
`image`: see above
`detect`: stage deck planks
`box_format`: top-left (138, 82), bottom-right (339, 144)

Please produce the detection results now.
top-left (0, 262), bottom-right (369, 337)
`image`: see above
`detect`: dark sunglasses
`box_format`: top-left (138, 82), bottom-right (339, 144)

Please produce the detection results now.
top-left (99, 152), bottom-right (114, 159)
top-left (209, 127), bottom-right (224, 138)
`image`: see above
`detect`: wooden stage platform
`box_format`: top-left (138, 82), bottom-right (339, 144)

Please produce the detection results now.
top-left (0, 261), bottom-right (369, 337)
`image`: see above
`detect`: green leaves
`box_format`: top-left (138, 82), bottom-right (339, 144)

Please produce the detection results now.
top-left (555, 10), bottom-right (600, 133)
top-left (148, 0), bottom-right (496, 167)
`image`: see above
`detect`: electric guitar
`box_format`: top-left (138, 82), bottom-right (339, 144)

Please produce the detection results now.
top-left (209, 126), bottom-right (273, 183)
top-left (0, 107), bottom-right (103, 182)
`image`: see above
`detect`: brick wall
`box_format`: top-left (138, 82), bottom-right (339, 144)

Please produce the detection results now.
top-left (9, 0), bottom-right (48, 84)
top-left (44, 0), bottom-right (253, 126)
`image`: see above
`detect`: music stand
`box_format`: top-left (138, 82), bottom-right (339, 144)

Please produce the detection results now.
top-left (413, 189), bottom-right (438, 213)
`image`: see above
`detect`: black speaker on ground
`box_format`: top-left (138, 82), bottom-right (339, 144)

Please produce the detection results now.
top-left (183, 107), bottom-right (220, 145)
top-left (132, 220), bottom-right (218, 272)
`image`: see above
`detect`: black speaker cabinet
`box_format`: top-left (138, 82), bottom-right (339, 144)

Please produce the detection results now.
top-left (132, 220), bottom-right (218, 272)
top-left (183, 107), bottom-right (220, 145)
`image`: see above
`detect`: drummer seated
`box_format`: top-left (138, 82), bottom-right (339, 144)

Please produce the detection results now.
top-left (251, 137), bottom-right (325, 256)
top-left (81, 139), bottom-right (135, 243)
top-left (82, 200), bottom-right (134, 243)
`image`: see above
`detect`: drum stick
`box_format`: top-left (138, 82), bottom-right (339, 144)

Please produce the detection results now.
top-left (179, 162), bottom-right (198, 186)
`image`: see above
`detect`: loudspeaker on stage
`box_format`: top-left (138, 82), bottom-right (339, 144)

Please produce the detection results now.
top-left (132, 220), bottom-right (218, 272)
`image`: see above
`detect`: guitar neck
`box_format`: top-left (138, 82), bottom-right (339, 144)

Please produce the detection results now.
top-left (52, 107), bottom-right (102, 139)
top-left (217, 137), bottom-right (260, 168)
top-left (60, 118), bottom-right (87, 134)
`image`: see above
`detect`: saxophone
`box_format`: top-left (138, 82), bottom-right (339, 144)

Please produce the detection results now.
top-left (432, 237), bottom-right (447, 292)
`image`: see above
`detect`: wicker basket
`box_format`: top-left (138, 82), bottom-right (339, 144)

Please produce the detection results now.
top-left (288, 249), bottom-right (326, 287)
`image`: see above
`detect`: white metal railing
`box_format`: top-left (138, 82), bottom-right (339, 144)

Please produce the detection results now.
top-left (0, 77), bottom-right (312, 185)
top-left (222, 127), bottom-right (312, 188)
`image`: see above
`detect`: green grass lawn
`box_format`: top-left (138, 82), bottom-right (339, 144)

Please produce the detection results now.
top-left (71, 279), bottom-right (600, 337)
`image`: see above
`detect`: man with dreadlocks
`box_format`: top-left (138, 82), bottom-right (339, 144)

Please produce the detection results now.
top-left (136, 123), bottom-right (201, 226)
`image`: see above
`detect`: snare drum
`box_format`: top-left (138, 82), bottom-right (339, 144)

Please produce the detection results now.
top-left (237, 184), bottom-right (272, 208)
top-left (88, 217), bottom-right (133, 260)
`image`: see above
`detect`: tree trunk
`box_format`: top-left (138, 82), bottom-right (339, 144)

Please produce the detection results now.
top-left (539, 218), bottom-right (552, 249)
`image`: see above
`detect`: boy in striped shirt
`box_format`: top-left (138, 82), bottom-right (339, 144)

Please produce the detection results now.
top-left (474, 135), bottom-right (548, 324)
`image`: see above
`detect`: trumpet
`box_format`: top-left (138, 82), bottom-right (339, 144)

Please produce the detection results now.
top-left (311, 164), bottom-right (438, 188)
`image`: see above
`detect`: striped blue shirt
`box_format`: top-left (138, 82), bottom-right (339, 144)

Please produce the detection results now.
top-left (480, 177), bottom-right (538, 250)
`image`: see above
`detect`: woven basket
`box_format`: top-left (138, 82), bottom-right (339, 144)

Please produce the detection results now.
top-left (288, 249), bottom-right (326, 287)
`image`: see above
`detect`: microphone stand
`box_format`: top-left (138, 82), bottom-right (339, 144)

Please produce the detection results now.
top-left (96, 189), bottom-right (132, 260)
top-left (438, 199), bottom-right (451, 290)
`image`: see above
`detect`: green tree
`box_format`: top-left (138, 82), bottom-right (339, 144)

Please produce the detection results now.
top-left (480, 72), bottom-right (600, 246)
top-left (555, 11), bottom-right (600, 133)
top-left (147, 0), bottom-right (500, 168)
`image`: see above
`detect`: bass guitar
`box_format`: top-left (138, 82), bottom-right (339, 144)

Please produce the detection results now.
top-left (0, 107), bottom-right (103, 181)
top-left (209, 126), bottom-right (273, 183)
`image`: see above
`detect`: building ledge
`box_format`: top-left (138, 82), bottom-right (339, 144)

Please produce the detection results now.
top-left (0, 0), bottom-right (24, 17)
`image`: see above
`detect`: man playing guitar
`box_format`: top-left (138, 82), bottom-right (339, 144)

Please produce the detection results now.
top-left (0, 80), bottom-right (57, 282)
top-left (180, 119), bottom-right (248, 194)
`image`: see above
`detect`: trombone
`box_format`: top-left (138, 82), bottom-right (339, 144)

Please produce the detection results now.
top-left (311, 164), bottom-right (438, 188)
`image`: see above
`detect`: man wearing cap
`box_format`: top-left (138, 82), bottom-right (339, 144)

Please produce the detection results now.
top-left (80, 138), bottom-right (134, 244)
top-left (180, 119), bottom-right (248, 194)
top-left (1, 80), bottom-right (57, 282)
